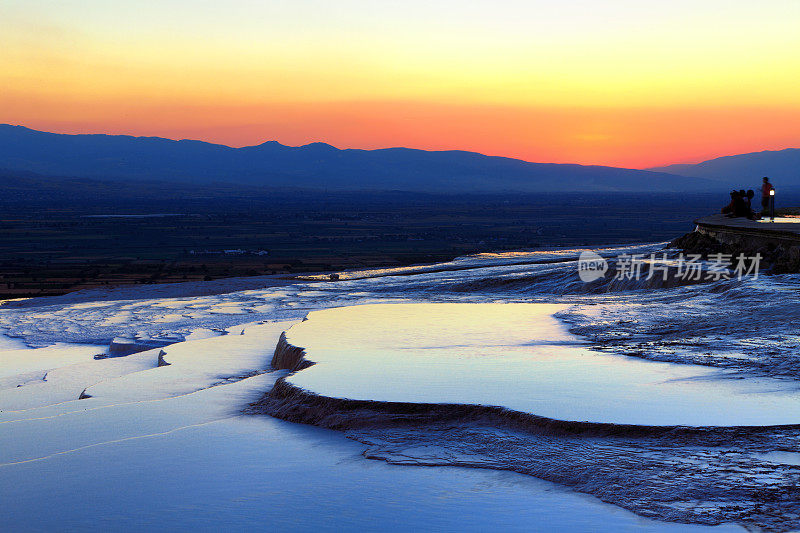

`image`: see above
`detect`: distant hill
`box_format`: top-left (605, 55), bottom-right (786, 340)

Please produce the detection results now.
top-left (0, 124), bottom-right (716, 193)
top-left (650, 148), bottom-right (800, 190)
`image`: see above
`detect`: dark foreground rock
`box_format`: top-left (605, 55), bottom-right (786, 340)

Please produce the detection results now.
top-left (671, 216), bottom-right (800, 273)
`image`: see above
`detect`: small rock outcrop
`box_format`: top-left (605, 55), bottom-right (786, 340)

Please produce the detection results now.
top-left (270, 332), bottom-right (314, 371)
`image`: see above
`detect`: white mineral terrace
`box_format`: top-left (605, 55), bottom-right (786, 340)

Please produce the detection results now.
top-left (0, 312), bottom-right (740, 531)
top-left (284, 303), bottom-right (800, 427)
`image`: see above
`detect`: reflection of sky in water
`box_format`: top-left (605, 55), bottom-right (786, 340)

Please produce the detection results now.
top-left (2, 242), bottom-right (799, 530)
top-left (3, 241), bottom-right (800, 399)
top-left (287, 303), bottom-right (800, 427)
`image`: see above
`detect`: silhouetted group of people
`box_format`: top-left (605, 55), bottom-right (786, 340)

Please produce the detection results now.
top-left (721, 177), bottom-right (774, 219)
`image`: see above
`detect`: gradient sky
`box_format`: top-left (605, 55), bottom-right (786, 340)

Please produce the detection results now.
top-left (2, 0), bottom-right (800, 168)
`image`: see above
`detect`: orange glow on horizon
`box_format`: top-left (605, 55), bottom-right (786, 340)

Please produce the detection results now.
top-left (3, 0), bottom-right (800, 169)
top-left (5, 98), bottom-right (800, 168)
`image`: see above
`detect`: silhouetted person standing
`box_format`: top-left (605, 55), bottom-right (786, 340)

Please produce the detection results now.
top-left (761, 177), bottom-right (774, 214)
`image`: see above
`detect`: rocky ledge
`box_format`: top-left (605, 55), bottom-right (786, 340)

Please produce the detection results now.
top-left (671, 214), bottom-right (800, 273)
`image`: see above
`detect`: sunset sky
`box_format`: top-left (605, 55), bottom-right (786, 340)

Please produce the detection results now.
top-left (2, 0), bottom-right (800, 168)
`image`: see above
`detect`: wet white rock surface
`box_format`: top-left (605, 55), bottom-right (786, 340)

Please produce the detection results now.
top-left (0, 318), bottom-right (734, 532)
top-left (2, 243), bottom-right (798, 530)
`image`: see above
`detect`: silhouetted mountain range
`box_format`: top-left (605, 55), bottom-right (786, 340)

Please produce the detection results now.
top-left (651, 148), bottom-right (800, 190)
top-left (0, 124), bottom-right (716, 193)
